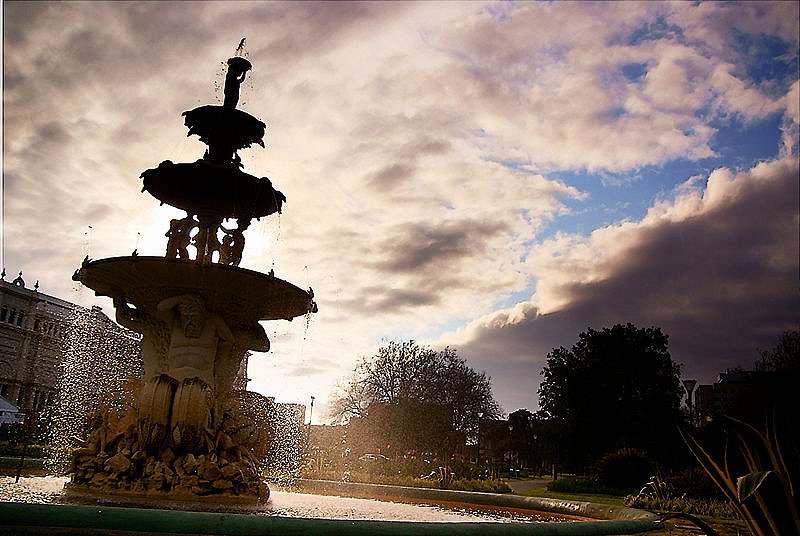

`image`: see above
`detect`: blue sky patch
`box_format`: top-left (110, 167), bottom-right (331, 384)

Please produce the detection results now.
top-left (625, 16), bottom-right (685, 46)
top-left (621, 62), bottom-right (649, 82)
top-left (731, 30), bottom-right (797, 97)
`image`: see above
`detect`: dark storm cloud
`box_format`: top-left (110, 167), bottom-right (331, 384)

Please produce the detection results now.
top-left (36, 122), bottom-right (71, 144)
top-left (368, 163), bottom-right (415, 191)
top-left (241, 1), bottom-right (415, 79)
top-left (376, 219), bottom-right (508, 273)
top-left (456, 160), bottom-right (800, 411)
top-left (364, 137), bottom-right (453, 191)
top-left (335, 284), bottom-right (442, 314)
top-left (2, 1), bottom-right (50, 44)
top-left (395, 137), bottom-right (453, 160)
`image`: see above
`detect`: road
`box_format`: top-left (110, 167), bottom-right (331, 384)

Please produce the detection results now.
top-left (507, 478), bottom-right (551, 493)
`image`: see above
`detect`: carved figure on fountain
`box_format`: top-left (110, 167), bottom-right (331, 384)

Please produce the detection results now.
top-left (165, 213), bottom-right (198, 260)
top-left (219, 217), bottom-right (250, 266)
top-left (224, 56), bottom-right (252, 110)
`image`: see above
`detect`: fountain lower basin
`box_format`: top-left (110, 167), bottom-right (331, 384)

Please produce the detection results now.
top-left (0, 476), bottom-right (662, 535)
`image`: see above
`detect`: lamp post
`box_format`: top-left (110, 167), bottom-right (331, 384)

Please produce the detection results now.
top-left (507, 424), bottom-right (514, 479)
top-left (305, 395), bottom-right (315, 451)
top-left (476, 412), bottom-right (484, 477)
top-left (682, 379), bottom-right (697, 427)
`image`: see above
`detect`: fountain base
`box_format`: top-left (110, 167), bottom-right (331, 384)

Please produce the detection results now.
top-left (61, 484), bottom-right (267, 513)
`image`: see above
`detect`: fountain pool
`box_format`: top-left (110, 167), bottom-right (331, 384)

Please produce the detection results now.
top-left (0, 475), bottom-right (662, 534)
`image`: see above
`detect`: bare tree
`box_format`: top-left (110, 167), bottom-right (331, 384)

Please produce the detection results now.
top-left (329, 341), bottom-right (501, 455)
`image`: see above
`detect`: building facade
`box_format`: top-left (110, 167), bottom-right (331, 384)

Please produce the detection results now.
top-left (0, 271), bottom-right (142, 423)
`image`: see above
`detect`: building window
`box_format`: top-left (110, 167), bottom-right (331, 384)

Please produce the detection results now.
top-left (34, 319), bottom-right (41, 331)
top-left (16, 313), bottom-right (24, 327)
top-left (8, 310), bottom-right (16, 324)
top-left (0, 306), bottom-right (7, 322)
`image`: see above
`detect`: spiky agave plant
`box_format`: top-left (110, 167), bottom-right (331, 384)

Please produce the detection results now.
top-left (680, 411), bottom-right (799, 536)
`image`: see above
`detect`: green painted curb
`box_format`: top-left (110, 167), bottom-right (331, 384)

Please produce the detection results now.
top-left (0, 490), bottom-right (663, 535)
top-left (294, 479), bottom-right (660, 522)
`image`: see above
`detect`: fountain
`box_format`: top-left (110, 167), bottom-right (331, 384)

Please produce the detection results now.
top-left (0, 44), bottom-right (663, 534)
top-left (65, 45), bottom-right (316, 508)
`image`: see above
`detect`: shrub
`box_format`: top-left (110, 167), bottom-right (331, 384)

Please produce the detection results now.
top-left (591, 448), bottom-right (655, 491)
top-left (625, 494), bottom-right (740, 519)
top-left (667, 467), bottom-right (725, 499)
top-left (296, 470), bottom-right (510, 493)
top-left (448, 478), bottom-right (511, 493)
top-left (0, 441), bottom-right (48, 458)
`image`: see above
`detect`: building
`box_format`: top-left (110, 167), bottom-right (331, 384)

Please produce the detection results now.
top-left (694, 369), bottom-right (778, 425)
top-left (0, 271), bottom-right (142, 426)
top-left (478, 418), bottom-right (513, 466)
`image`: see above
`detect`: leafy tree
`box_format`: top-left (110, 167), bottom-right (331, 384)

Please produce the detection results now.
top-left (751, 328), bottom-right (800, 422)
top-left (330, 340), bottom-right (501, 457)
top-left (756, 328), bottom-right (799, 374)
top-left (538, 323), bottom-right (683, 471)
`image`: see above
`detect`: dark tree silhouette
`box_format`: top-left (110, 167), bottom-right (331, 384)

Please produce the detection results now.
top-left (538, 323), bottom-right (683, 471)
top-left (756, 328), bottom-right (799, 374)
top-left (752, 328), bottom-right (800, 423)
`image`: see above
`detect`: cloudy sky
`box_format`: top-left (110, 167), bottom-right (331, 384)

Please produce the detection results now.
top-left (2, 1), bottom-right (798, 422)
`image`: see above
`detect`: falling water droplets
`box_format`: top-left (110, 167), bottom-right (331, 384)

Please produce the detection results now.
top-left (213, 62), bottom-right (227, 104)
top-left (46, 306), bottom-right (142, 473)
top-left (82, 226), bottom-right (93, 259)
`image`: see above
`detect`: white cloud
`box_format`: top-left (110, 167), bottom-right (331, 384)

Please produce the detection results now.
top-left (2, 1), bottom-right (797, 415)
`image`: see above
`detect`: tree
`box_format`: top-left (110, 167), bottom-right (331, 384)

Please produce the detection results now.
top-left (538, 323), bottom-right (683, 471)
top-left (330, 340), bottom-right (501, 457)
top-left (752, 328), bottom-right (799, 422)
top-left (756, 328), bottom-right (799, 374)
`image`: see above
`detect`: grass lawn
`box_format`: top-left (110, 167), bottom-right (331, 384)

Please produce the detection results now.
top-left (518, 486), bottom-right (626, 506)
top-left (516, 486), bottom-right (749, 535)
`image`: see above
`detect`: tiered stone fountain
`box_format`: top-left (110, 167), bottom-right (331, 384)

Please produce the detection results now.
top-left (68, 46), bottom-right (316, 508)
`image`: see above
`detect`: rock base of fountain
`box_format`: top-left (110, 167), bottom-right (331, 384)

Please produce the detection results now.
top-left (64, 377), bottom-right (273, 508)
top-left (67, 449), bottom-right (269, 507)
top-left (61, 483), bottom-right (268, 513)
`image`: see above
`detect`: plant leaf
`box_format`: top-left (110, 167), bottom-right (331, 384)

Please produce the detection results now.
top-left (737, 471), bottom-right (773, 502)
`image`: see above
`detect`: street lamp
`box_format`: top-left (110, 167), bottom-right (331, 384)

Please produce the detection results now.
top-left (682, 379), bottom-right (697, 427)
top-left (476, 412), bottom-right (484, 476)
top-left (308, 395), bottom-right (315, 428)
top-left (305, 395), bottom-right (316, 469)
top-left (508, 424), bottom-right (514, 479)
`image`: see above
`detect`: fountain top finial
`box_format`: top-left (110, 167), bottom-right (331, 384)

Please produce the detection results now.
top-left (224, 39), bottom-right (251, 109)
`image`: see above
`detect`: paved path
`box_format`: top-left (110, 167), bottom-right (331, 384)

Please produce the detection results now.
top-left (507, 479), bottom-right (551, 494)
